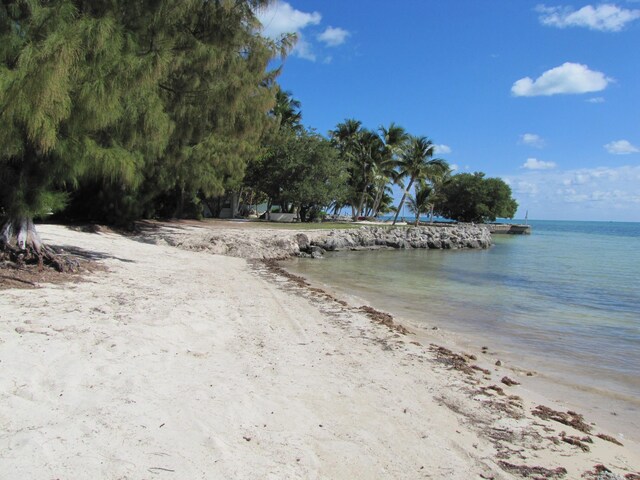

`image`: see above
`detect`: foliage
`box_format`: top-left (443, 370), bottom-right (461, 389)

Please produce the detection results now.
top-left (244, 127), bottom-right (348, 222)
top-left (0, 1), bottom-right (517, 236)
top-left (329, 119), bottom-right (407, 219)
top-left (392, 135), bottom-right (448, 224)
top-left (1, 0), bottom-right (160, 221)
top-left (1, 0), bottom-right (285, 229)
top-left (271, 89), bottom-right (303, 132)
top-left (407, 181), bottom-right (433, 226)
top-left (435, 172), bottom-right (518, 223)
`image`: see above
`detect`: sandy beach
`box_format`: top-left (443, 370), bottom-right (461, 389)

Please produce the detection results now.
top-left (1, 222), bottom-right (639, 479)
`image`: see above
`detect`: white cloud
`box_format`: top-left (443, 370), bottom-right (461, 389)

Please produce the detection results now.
top-left (450, 163), bottom-right (459, 172)
top-left (511, 62), bottom-right (611, 97)
top-left (257, 1), bottom-right (321, 39)
top-left (522, 157), bottom-right (557, 170)
top-left (293, 36), bottom-right (316, 61)
top-left (586, 96), bottom-right (605, 103)
top-left (520, 133), bottom-right (546, 148)
top-left (434, 144), bottom-right (452, 154)
top-left (604, 139), bottom-right (640, 154)
top-left (256, 3), bottom-right (350, 62)
top-left (516, 181), bottom-right (540, 195)
top-left (504, 165), bottom-right (640, 221)
top-left (571, 173), bottom-right (591, 185)
top-left (317, 26), bottom-right (350, 47)
top-left (536, 3), bottom-right (640, 32)
top-left (256, 1), bottom-right (321, 60)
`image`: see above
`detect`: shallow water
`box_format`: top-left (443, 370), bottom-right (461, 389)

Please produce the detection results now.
top-left (286, 220), bottom-right (640, 436)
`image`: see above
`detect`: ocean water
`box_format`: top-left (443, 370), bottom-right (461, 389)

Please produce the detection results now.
top-left (286, 220), bottom-right (640, 436)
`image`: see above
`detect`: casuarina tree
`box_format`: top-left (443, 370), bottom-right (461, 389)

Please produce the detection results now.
top-left (0, 0), bottom-right (283, 269)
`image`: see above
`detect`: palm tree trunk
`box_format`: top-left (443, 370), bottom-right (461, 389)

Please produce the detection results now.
top-left (392, 177), bottom-right (415, 225)
top-left (365, 205), bottom-right (372, 217)
top-left (371, 181), bottom-right (385, 217)
top-left (356, 189), bottom-right (367, 219)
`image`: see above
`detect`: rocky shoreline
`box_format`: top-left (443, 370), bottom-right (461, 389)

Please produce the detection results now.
top-left (297, 225), bottom-right (492, 258)
top-left (148, 223), bottom-right (493, 260)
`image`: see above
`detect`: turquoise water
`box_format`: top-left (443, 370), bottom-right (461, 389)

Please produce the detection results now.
top-left (286, 220), bottom-right (640, 430)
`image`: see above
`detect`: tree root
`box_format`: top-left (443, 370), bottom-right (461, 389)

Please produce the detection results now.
top-left (0, 243), bottom-right (79, 273)
top-left (1, 218), bottom-right (79, 273)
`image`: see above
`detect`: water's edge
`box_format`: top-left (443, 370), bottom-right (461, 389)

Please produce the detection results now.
top-left (283, 221), bottom-right (640, 442)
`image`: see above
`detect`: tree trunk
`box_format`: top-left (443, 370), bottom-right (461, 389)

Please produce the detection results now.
top-left (266, 199), bottom-right (272, 221)
top-left (356, 188), bottom-right (367, 220)
top-left (392, 177), bottom-right (415, 225)
top-left (0, 217), bottom-right (76, 272)
top-left (372, 183), bottom-right (384, 217)
top-left (414, 210), bottom-right (420, 227)
top-left (175, 186), bottom-right (185, 219)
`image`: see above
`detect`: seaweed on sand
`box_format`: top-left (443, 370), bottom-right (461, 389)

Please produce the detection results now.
top-left (531, 405), bottom-right (592, 434)
top-left (498, 461), bottom-right (567, 478)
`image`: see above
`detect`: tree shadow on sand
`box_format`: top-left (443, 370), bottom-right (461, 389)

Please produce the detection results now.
top-left (55, 245), bottom-right (135, 264)
top-left (0, 244), bottom-right (133, 290)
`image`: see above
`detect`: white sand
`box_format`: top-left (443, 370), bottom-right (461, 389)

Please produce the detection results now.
top-left (1, 224), bottom-right (638, 479)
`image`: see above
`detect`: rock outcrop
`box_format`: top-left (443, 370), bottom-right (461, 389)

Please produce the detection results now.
top-left (146, 223), bottom-right (492, 260)
top-left (299, 225), bottom-right (492, 257)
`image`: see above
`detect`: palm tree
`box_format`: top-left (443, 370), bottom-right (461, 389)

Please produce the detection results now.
top-left (352, 129), bottom-right (385, 218)
top-left (371, 123), bottom-right (408, 216)
top-left (392, 136), bottom-right (447, 225)
top-left (331, 120), bottom-right (410, 220)
top-left (331, 120), bottom-right (387, 219)
top-left (369, 162), bottom-right (396, 216)
top-left (379, 122), bottom-right (409, 156)
top-left (424, 165), bottom-right (452, 223)
top-left (330, 119), bottom-right (362, 149)
top-left (330, 119), bottom-right (363, 218)
top-left (272, 89), bottom-right (303, 131)
top-left (407, 181), bottom-right (434, 226)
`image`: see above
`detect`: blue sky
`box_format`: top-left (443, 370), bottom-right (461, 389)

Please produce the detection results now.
top-left (257, 1), bottom-right (640, 221)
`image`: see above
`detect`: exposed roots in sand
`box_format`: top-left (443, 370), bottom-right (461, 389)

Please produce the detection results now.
top-left (1, 218), bottom-right (79, 273)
